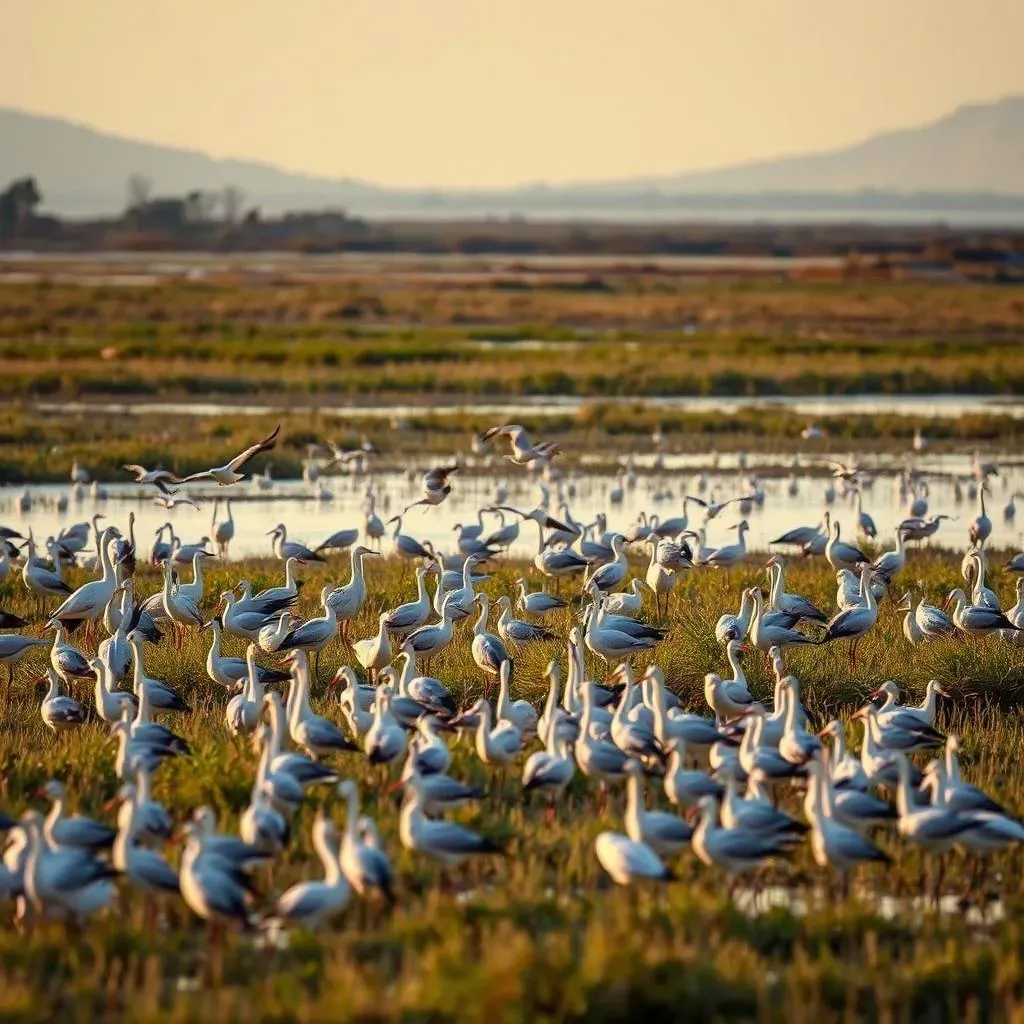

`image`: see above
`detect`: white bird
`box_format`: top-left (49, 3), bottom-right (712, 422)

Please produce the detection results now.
top-left (111, 786), bottom-right (180, 898)
top-left (47, 527), bottom-right (119, 646)
top-left (383, 566), bottom-right (434, 638)
top-left (278, 586), bottom-right (339, 678)
top-left (267, 523), bottom-right (325, 563)
top-left (179, 820), bottom-right (254, 926)
top-left (748, 589), bottom-right (818, 653)
top-left (211, 498), bottom-right (235, 557)
top-left (271, 812), bottom-right (350, 929)
top-left (819, 562), bottom-right (879, 665)
top-left (481, 424), bottom-right (561, 466)
top-left (397, 464), bottom-right (458, 514)
top-left (691, 796), bottom-right (791, 876)
top-left (825, 519), bottom-right (870, 572)
top-left (399, 783), bottom-right (502, 866)
top-left (594, 830), bottom-right (672, 886)
top-left (514, 577), bottom-right (567, 618)
top-left (0, 632), bottom-right (49, 699)
top-left (968, 484), bottom-right (992, 546)
top-left (803, 757), bottom-right (888, 876)
top-left (337, 781), bottom-right (395, 901)
top-left (41, 780), bottom-right (115, 851)
top-left (226, 645), bottom-right (270, 736)
top-left (20, 811), bottom-right (115, 921)
top-left (623, 759), bottom-right (692, 856)
top-left (365, 685), bottom-right (408, 766)
top-left (93, 652), bottom-right (139, 724)
top-left (40, 667), bottom-right (87, 732)
top-left (353, 612), bottom-right (393, 682)
top-left (287, 652), bottom-right (358, 757)
top-left (523, 732), bottom-right (575, 800)
top-left (174, 425), bottom-right (280, 487)
top-left (945, 588), bottom-right (1017, 635)
top-left (470, 595), bottom-right (510, 677)
top-left (472, 697), bottom-right (524, 769)
top-left (891, 754), bottom-right (975, 854)
top-left (705, 521), bottom-right (750, 575)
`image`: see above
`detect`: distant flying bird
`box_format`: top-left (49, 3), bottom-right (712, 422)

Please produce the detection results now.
top-left (122, 465), bottom-right (178, 495)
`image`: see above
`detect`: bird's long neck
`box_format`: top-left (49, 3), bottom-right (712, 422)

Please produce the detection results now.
top-left (208, 622), bottom-right (222, 661)
top-left (894, 761), bottom-right (913, 818)
top-left (473, 600), bottom-right (488, 635)
top-left (877, 689), bottom-right (896, 713)
top-left (542, 673), bottom-right (559, 731)
top-left (920, 681), bottom-right (937, 718)
top-left (727, 645), bottom-right (744, 683)
top-left (266, 700), bottom-right (285, 756)
top-left (624, 773), bottom-right (643, 835)
top-left (830, 727), bottom-right (847, 765)
top-left (136, 677), bottom-right (153, 724)
top-left (43, 794), bottom-right (64, 839)
top-left (343, 787), bottom-right (360, 846)
top-left (315, 820), bottom-right (342, 885)
top-left (130, 641), bottom-right (145, 692)
top-left (497, 668), bottom-right (511, 715)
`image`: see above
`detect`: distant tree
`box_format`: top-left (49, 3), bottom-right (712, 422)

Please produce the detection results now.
top-left (126, 173), bottom-right (152, 211)
top-left (222, 185), bottom-right (245, 225)
top-left (185, 189), bottom-right (219, 223)
top-left (0, 177), bottom-right (42, 237)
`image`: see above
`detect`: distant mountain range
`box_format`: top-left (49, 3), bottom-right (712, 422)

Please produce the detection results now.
top-left (3, 96), bottom-right (1024, 220)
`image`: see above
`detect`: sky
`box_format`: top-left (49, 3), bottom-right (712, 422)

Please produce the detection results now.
top-left (3, 0), bottom-right (1023, 189)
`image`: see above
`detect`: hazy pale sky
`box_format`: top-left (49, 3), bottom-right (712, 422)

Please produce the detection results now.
top-left (4, 0), bottom-right (1023, 188)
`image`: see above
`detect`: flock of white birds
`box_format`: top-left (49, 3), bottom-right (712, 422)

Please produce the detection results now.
top-left (0, 422), bottom-right (1023, 931)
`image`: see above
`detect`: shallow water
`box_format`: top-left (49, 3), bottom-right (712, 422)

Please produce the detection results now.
top-left (35, 392), bottom-right (1024, 422)
top-left (2, 454), bottom-right (1021, 564)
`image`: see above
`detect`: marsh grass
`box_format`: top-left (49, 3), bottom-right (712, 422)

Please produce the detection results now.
top-left (2, 403), bottom-right (1024, 487)
top-left (1, 550), bottom-right (1024, 1020)
top-left (2, 277), bottom-right (1024, 405)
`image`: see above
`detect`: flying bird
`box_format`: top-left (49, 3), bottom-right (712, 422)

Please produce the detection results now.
top-left (173, 425), bottom-right (281, 487)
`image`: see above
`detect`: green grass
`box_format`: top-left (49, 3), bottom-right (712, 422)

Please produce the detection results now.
top-left (2, 551), bottom-right (1024, 1021)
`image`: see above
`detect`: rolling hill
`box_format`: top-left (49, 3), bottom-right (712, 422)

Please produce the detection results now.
top-left (2, 96), bottom-right (1023, 218)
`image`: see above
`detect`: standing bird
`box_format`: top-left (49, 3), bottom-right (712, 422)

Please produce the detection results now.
top-left (969, 485), bottom-right (992, 547)
top-left (270, 812), bottom-right (350, 930)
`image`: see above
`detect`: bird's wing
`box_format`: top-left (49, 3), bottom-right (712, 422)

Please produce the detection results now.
top-left (226, 424), bottom-right (281, 472)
